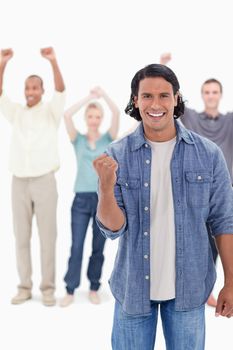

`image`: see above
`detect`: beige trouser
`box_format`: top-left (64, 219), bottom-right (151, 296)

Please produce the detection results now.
top-left (11, 172), bottom-right (58, 295)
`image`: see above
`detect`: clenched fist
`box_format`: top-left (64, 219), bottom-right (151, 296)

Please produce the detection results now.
top-left (0, 49), bottom-right (13, 65)
top-left (40, 47), bottom-right (56, 61)
top-left (160, 52), bottom-right (172, 65)
top-left (93, 154), bottom-right (118, 192)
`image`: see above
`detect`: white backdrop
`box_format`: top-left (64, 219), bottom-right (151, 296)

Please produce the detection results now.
top-left (0, 0), bottom-right (233, 349)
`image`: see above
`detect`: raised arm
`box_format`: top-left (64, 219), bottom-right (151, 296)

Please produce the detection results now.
top-left (40, 47), bottom-right (65, 92)
top-left (93, 154), bottom-right (125, 231)
top-left (64, 92), bottom-right (97, 142)
top-left (91, 86), bottom-right (120, 140)
top-left (0, 49), bottom-right (13, 96)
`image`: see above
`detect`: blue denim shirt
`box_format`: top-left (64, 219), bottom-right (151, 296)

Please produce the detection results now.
top-left (96, 121), bottom-right (233, 316)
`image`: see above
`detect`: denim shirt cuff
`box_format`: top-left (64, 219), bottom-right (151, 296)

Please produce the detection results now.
top-left (95, 215), bottom-right (127, 240)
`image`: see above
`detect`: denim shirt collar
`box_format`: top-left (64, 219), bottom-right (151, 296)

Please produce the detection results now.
top-left (130, 119), bottom-right (194, 152)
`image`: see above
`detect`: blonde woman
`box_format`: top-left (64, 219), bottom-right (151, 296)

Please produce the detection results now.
top-left (60, 86), bottom-right (119, 306)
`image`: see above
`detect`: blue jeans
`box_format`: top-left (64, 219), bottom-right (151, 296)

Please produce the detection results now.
top-left (64, 193), bottom-right (106, 293)
top-left (112, 299), bottom-right (205, 350)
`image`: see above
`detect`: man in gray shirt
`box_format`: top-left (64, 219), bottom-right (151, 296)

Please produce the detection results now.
top-left (180, 85), bottom-right (233, 184)
top-left (160, 53), bottom-right (233, 308)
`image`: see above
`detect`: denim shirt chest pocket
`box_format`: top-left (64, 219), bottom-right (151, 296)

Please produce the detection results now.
top-left (185, 171), bottom-right (212, 207)
top-left (117, 177), bottom-right (140, 214)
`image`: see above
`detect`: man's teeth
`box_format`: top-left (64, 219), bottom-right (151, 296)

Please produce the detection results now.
top-left (27, 97), bottom-right (34, 101)
top-left (148, 112), bottom-right (164, 117)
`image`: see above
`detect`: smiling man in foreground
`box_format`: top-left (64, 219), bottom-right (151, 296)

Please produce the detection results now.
top-left (93, 64), bottom-right (233, 349)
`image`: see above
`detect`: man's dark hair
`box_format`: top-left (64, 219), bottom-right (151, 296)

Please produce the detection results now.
top-left (125, 64), bottom-right (185, 121)
top-left (202, 78), bottom-right (223, 94)
top-left (26, 75), bottom-right (44, 89)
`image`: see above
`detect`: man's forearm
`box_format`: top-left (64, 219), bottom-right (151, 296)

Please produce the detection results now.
top-left (50, 59), bottom-right (65, 92)
top-left (0, 62), bottom-right (7, 96)
top-left (97, 189), bottom-right (125, 231)
top-left (216, 234), bottom-right (233, 284)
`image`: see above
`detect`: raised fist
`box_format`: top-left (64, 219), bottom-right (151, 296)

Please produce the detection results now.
top-left (0, 49), bottom-right (13, 64)
top-left (160, 52), bottom-right (172, 65)
top-left (40, 47), bottom-right (56, 61)
top-left (93, 154), bottom-right (118, 191)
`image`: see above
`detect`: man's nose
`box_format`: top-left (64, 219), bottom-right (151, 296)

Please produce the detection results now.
top-left (150, 97), bottom-right (160, 109)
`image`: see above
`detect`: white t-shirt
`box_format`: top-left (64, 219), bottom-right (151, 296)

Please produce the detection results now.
top-left (147, 136), bottom-right (176, 300)
top-left (0, 91), bottom-right (65, 177)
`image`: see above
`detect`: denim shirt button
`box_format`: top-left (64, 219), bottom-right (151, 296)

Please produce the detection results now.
top-left (145, 144), bottom-right (149, 148)
top-left (125, 183), bottom-right (128, 187)
top-left (197, 175), bottom-right (202, 180)
top-left (145, 275), bottom-right (149, 280)
top-left (144, 182), bottom-right (149, 187)
top-left (144, 254), bottom-right (148, 259)
top-left (146, 159), bottom-right (150, 164)
top-left (144, 206), bottom-right (149, 211)
top-left (144, 231), bottom-right (148, 236)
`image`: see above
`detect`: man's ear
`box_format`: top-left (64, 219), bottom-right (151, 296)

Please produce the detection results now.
top-left (174, 92), bottom-right (179, 107)
top-left (134, 96), bottom-right (138, 108)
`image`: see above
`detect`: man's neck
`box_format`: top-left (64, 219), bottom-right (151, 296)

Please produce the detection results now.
top-left (26, 100), bottom-right (42, 108)
top-left (204, 107), bottom-right (219, 119)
